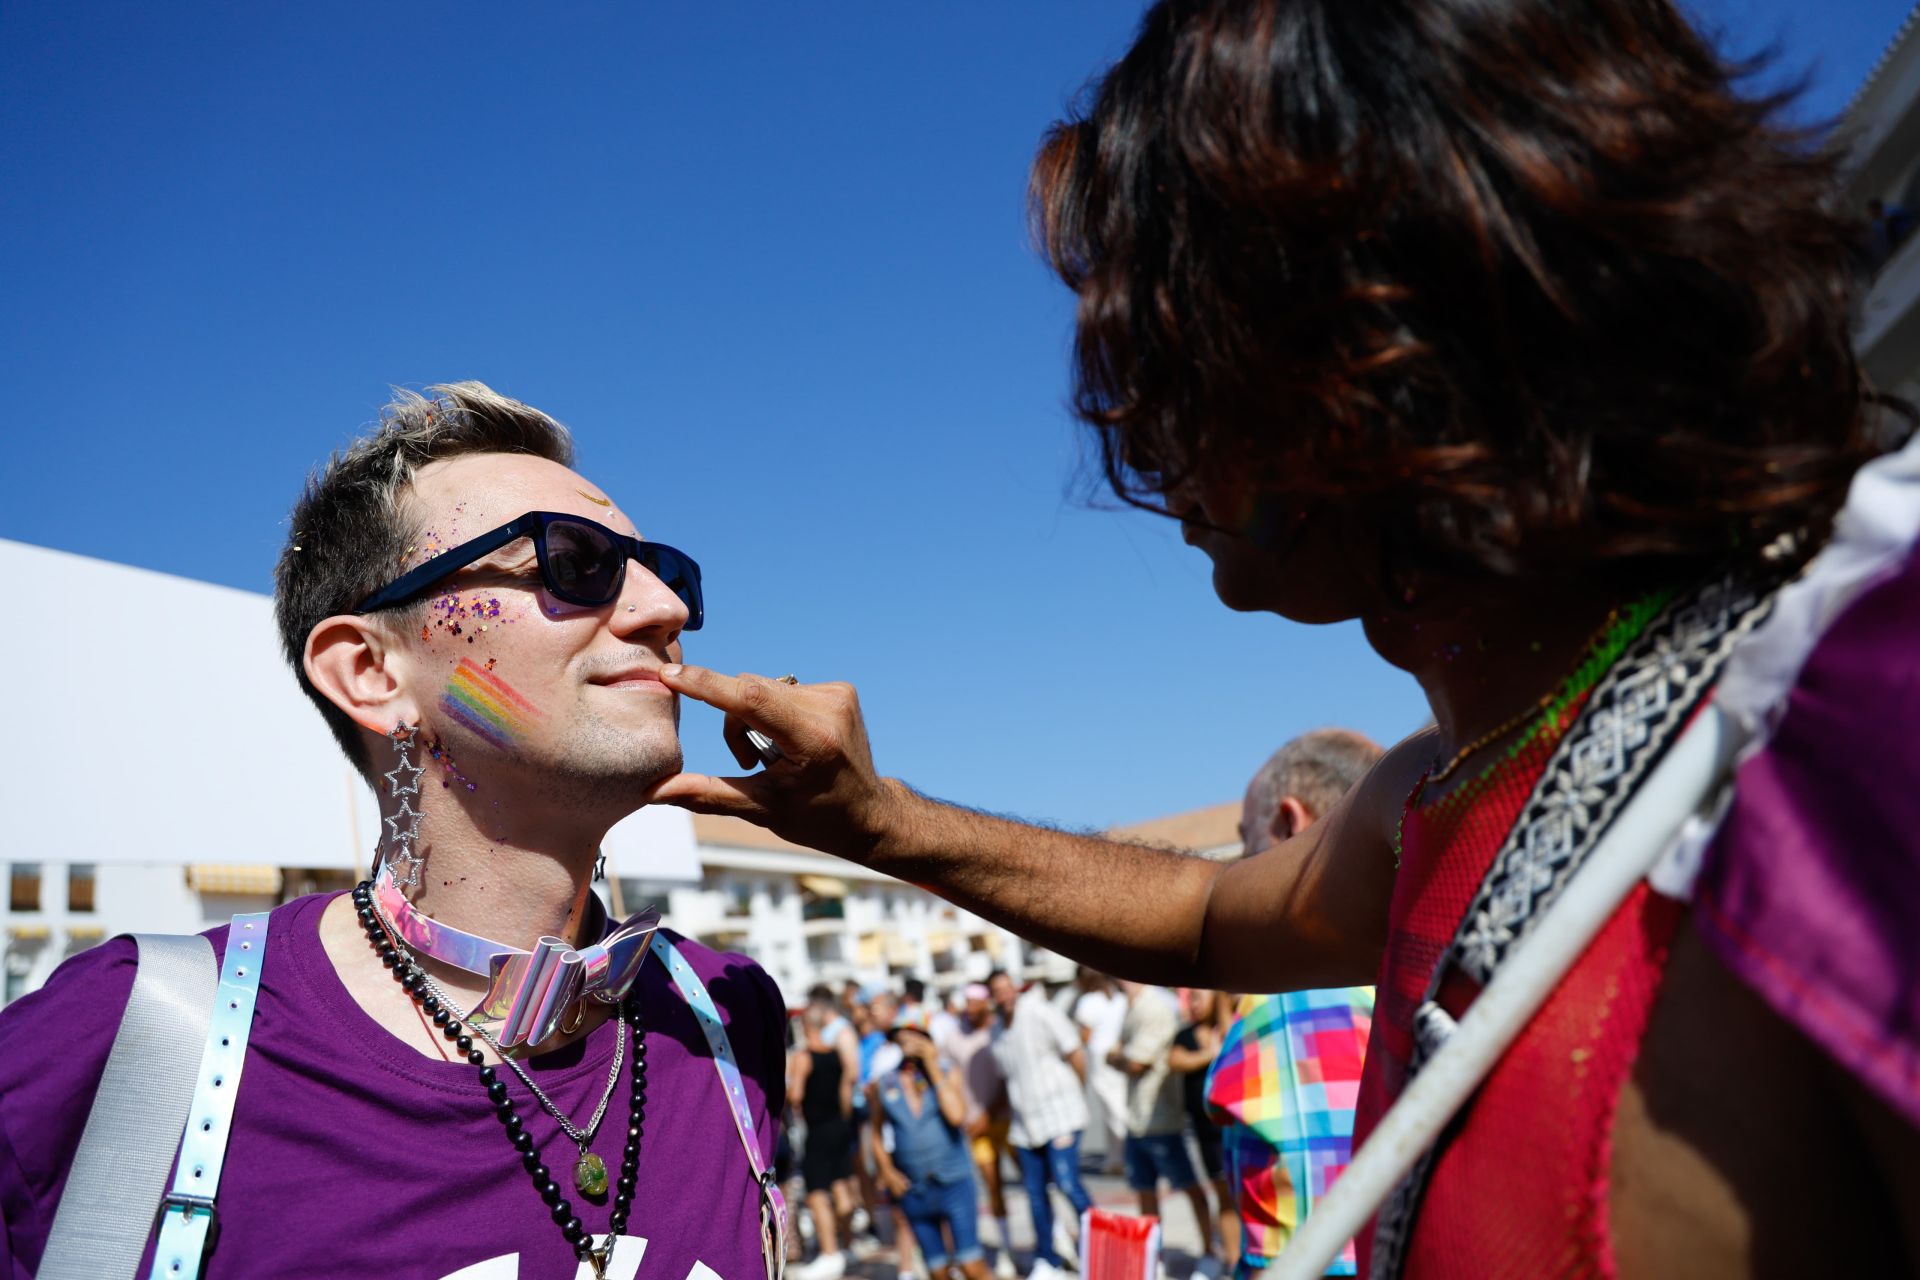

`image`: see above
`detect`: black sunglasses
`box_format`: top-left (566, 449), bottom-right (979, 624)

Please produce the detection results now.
top-left (354, 511), bottom-right (704, 629)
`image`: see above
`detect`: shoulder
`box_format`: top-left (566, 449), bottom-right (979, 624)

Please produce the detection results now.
top-left (0, 939), bottom-right (139, 1264)
top-left (0, 912), bottom-right (239, 1072)
top-left (0, 916), bottom-right (241, 1256)
top-left (0, 935), bottom-right (139, 1082)
top-left (1357, 730), bottom-right (1437, 836)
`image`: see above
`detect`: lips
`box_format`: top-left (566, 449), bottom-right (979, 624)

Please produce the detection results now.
top-left (588, 668), bottom-right (667, 690)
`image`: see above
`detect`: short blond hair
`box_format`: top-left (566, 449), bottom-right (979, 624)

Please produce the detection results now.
top-left (273, 382), bottom-right (575, 774)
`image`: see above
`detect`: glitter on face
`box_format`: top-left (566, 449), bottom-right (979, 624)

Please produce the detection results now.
top-left (424, 592), bottom-right (506, 643)
top-left (440, 658), bottom-right (543, 751)
top-left (427, 735), bottom-right (480, 793)
top-left (576, 489), bottom-right (613, 507)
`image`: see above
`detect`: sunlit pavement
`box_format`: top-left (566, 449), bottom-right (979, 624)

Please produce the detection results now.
top-left (812, 1170), bottom-right (1221, 1279)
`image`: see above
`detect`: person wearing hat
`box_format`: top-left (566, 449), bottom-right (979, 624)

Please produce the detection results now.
top-left (870, 1019), bottom-right (992, 1280)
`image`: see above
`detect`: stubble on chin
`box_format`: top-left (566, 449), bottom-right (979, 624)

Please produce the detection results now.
top-left (559, 724), bottom-right (681, 793)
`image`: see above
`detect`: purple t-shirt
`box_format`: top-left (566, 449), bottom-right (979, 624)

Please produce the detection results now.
top-left (1697, 539), bottom-right (1920, 1130)
top-left (0, 892), bottom-right (785, 1280)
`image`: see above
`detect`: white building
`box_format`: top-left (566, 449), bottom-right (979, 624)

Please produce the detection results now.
top-left (1844, 4), bottom-right (1920, 400)
top-left (0, 539), bottom-right (1236, 1010)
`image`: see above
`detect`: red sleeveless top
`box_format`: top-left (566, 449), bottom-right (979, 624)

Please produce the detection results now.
top-left (1352, 691), bottom-right (1684, 1278)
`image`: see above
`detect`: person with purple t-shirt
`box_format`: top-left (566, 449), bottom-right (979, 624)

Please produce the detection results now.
top-left (0, 383), bottom-right (787, 1280)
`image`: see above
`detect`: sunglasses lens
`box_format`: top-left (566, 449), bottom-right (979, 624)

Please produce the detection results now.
top-left (544, 519), bottom-right (624, 604)
top-left (641, 544), bottom-right (704, 630)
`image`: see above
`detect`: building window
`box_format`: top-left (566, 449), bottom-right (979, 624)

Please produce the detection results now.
top-left (799, 874), bottom-right (849, 922)
top-left (620, 878), bottom-right (684, 909)
top-left (3, 950), bottom-right (30, 1004)
top-left (278, 868), bottom-right (355, 903)
top-left (67, 864), bottom-right (96, 914)
top-left (8, 864), bottom-right (40, 913)
top-left (801, 895), bottom-right (845, 922)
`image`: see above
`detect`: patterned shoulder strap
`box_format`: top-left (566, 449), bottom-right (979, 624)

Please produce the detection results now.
top-left (650, 934), bottom-right (787, 1280)
top-left (1368, 573), bottom-right (1780, 1277)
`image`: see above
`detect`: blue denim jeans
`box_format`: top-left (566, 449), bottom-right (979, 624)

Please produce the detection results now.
top-left (1013, 1130), bottom-right (1093, 1265)
top-left (1123, 1132), bottom-right (1199, 1192)
top-left (901, 1173), bottom-right (984, 1266)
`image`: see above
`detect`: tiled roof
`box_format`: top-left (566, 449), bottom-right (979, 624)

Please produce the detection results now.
top-left (690, 812), bottom-right (821, 855)
top-left (1108, 801), bottom-right (1241, 855)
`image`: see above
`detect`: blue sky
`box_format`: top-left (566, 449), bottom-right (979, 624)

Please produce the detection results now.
top-left (2, 1), bottom-right (1909, 831)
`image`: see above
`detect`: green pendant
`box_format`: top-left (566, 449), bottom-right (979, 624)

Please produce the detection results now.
top-left (575, 1151), bottom-right (609, 1199)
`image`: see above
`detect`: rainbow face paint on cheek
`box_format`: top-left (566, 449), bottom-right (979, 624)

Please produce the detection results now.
top-left (439, 659), bottom-right (543, 750)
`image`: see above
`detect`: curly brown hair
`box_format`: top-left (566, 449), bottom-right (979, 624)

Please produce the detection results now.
top-left (1032, 0), bottom-right (1902, 578)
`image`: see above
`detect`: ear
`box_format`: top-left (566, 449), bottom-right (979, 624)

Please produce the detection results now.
top-left (304, 614), bottom-right (425, 741)
top-left (1273, 795), bottom-right (1315, 842)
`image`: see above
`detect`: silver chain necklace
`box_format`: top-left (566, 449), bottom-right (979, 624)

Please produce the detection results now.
top-left (377, 900), bottom-right (626, 1191)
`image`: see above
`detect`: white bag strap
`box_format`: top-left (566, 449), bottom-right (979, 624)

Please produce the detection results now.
top-left (38, 933), bottom-right (216, 1280)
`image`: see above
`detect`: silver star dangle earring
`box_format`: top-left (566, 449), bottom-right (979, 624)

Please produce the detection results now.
top-left (380, 723), bottom-right (426, 891)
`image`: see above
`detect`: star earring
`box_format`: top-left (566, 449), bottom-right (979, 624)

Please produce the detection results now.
top-left (379, 723), bottom-right (426, 891)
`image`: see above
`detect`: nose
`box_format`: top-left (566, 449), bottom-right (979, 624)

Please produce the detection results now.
top-left (608, 553), bottom-right (690, 641)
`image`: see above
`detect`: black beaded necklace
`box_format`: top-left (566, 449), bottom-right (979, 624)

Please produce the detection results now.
top-left (352, 881), bottom-right (646, 1276)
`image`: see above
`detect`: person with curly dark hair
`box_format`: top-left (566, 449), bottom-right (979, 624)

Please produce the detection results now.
top-left (647, 1), bottom-right (1920, 1273)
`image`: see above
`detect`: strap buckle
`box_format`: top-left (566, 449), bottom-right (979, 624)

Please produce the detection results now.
top-left (157, 1190), bottom-right (219, 1243)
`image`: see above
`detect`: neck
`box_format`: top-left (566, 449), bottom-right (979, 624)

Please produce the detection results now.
top-left (1362, 572), bottom-right (1646, 766)
top-left (376, 774), bottom-right (614, 1003)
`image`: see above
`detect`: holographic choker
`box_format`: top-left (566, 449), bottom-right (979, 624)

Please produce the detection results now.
top-left (372, 866), bottom-right (660, 1048)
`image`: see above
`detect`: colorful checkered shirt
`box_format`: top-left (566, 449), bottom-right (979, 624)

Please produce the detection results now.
top-left (1204, 988), bottom-right (1374, 1277)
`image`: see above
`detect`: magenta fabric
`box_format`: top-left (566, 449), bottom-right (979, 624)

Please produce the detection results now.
top-left (0, 891), bottom-right (786, 1279)
top-left (1696, 542), bottom-right (1920, 1129)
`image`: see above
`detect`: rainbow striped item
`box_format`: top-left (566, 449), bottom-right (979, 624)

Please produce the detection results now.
top-left (440, 659), bottom-right (542, 750)
top-left (1205, 987), bottom-right (1374, 1276)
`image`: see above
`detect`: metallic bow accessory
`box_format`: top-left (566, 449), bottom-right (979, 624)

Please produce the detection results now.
top-left (372, 867), bottom-right (660, 1048)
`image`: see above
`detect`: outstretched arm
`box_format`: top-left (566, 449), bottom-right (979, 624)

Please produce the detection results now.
top-left (646, 665), bottom-right (1424, 991)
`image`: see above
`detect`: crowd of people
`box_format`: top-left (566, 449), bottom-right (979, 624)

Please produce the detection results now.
top-left (783, 970), bottom-right (1238, 1279)
top-left (778, 731), bottom-right (1383, 1280)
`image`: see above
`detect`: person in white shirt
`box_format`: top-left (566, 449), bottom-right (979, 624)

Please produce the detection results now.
top-left (986, 970), bottom-right (1090, 1280)
top-left (1071, 966), bottom-right (1129, 1175)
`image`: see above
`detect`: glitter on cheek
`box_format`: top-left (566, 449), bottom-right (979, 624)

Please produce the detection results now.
top-left (424, 592), bottom-right (509, 644)
top-left (426, 734), bottom-right (481, 793)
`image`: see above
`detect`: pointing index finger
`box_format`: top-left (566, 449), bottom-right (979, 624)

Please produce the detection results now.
top-left (659, 664), bottom-right (786, 727)
top-left (658, 663), bottom-right (737, 709)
